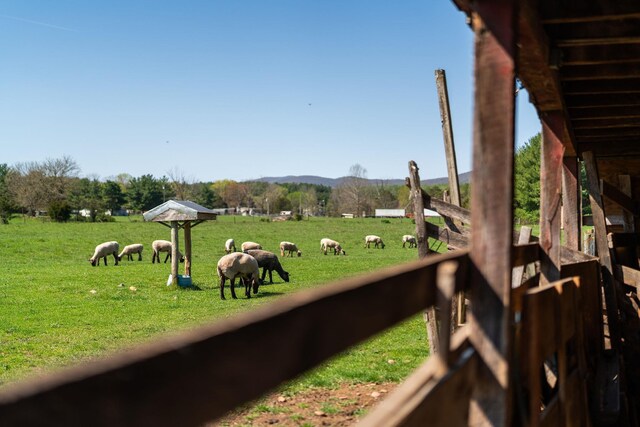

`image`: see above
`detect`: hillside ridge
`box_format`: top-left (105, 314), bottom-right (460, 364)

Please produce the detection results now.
top-left (249, 171), bottom-right (471, 188)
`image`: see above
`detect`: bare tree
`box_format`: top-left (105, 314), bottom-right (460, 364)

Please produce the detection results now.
top-left (336, 164), bottom-right (372, 217)
top-left (8, 162), bottom-right (49, 216)
top-left (167, 167), bottom-right (195, 201)
top-left (42, 155), bottom-right (80, 202)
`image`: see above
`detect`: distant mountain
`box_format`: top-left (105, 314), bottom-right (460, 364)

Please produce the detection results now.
top-left (249, 171), bottom-right (471, 188)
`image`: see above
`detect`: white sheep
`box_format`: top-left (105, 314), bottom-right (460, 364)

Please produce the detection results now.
top-left (364, 235), bottom-right (385, 249)
top-left (320, 238), bottom-right (346, 256)
top-left (151, 240), bottom-right (184, 264)
top-left (216, 252), bottom-right (262, 299)
top-left (225, 238), bottom-right (237, 254)
top-left (118, 243), bottom-right (143, 261)
top-left (280, 241), bottom-right (302, 257)
top-left (241, 241), bottom-right (262, 252)
top-left (402, 235), bottom-right (417, 248)
top-left (89, 241), bottom-right (119, 267)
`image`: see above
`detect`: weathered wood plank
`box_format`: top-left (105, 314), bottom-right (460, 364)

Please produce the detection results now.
top-left (0, 251), bottom-right (468, 427)
top-left (512, 227), bottom-right (534, 288)
top-left (618, 265), bottom-right (640, 291)
top-left (619, 175), bottom-right (635, 232)
top-left (409, 160), bottom-right (440, 354)
top-left (468, 4), bottom-right (517, 424)
top-left (562, 156), bottom-right (582, 251)
top-left (560, 246), bottom-right (597, 264)
top-left (600, 178), bottom-right (639, 215)
top-left (435, 69), bottom-right (462, 209)
top-left (540, 113), bottom-right (566, 285)
top-left (360, 328), bottom-right (477, 427)
top-left (426, 222), bottom-right (469, 250)
top-left (183, 221), bottom-right (192, 276)
top-left (583, 151), bottom-right (621, 349)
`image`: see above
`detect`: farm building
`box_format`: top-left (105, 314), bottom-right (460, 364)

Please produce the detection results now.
top-left (375, 208), bottom-right (441, 218)
top-left (3, 1), bottom-right (640, 426)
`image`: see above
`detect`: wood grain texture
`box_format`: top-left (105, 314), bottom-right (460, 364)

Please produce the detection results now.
top-left (468, 6), bottom-right (517, 424)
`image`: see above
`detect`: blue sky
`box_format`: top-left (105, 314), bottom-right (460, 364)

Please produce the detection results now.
top-left (1, 1), bottom-right (540, 182)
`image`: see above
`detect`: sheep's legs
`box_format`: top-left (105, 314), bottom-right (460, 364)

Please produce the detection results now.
top-left (230, 278), bottom-right (238, 299)
top-left (163, 253), bottom-right (170, 263)
top-left (112, 253), bottom-right (119, 265)
top-left (219, 277), bottom-right (225, 300)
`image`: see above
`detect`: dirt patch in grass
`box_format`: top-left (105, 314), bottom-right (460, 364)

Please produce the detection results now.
top-left (211, 382), bottom-right (397, 426)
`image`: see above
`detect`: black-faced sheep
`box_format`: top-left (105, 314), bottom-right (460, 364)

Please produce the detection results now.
top-left (245, 249), bottom-right (290, 284)
top-left (402, 235), bottom-right (417, 248)
top-left (225, 238), bottom-right (236, 254)
top-left (280, 241), bottom-right (302, 257)
top-left (364, 235), bottom-right (385, 249)
top-left (320, 238), bottom-right (346, 255)
top-left (216, 252), bottom-right (262, 299)
top-left (151, 240), bottom-right (184, 264)
top-left (241, 241), bottom-right (262, 252)
top-left (118, 243), bottom-right (143, 261)
top-left (89, 241), bottom-right (119, 266)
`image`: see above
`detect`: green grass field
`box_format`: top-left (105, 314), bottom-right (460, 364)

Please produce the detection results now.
top-left (0, 215), bottom-right (443, 390)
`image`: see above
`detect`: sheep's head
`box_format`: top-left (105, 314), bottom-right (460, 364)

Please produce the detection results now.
top-left (252, 278), bottom-right (262, 294)
top-left (381, 242), bottom-right (386, 249)
top-left (296, 250), bottom-right (302, 257)
top-left (281, 271), bottom-right (290, 283)
top-left (89, 258), bottom-right (97, 267)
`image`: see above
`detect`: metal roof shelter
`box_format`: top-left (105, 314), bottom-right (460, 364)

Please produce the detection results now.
top-left (143, 200), bottom-right (217, 286)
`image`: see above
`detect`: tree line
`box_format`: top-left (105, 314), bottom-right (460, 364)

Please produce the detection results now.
top-left (0, 157), bottom-right (474, 224)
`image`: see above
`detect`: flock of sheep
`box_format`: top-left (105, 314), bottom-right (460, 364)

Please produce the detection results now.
top-left (87, 233), bottom-right (419, 300)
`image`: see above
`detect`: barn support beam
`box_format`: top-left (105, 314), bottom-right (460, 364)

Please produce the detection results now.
top-left (468, 2), bottom-right (517, 424)
top-left (562, 156), bottom-right (582, 251)
top-left (583, 151), bottom-right (621, 350)
top-left (540, 112), bottom-right (566, 285)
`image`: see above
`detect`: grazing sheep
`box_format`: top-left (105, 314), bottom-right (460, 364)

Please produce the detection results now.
top-left (364, 235), bottom-right (385, 249)
top-left (89, 241), bottom-right (119, 267)
top-left (280, 241), bottom-right (302, 257)
top-left (241, 241), bottom-right (262, 252)
top-left (320, 238), bottom-right (346, 256)
top-left (402, 235), bottom-right (417, 248)
top-left (118, 243), bottom-right (143, 261)
top-left (216, 252), bottom-right (261, 299)
top-left (246, 249), bottom-right (290, 284)
top-left (151, 240), bottom-right (184, 264)
top-left (225, 238), bottom-right (237, 254)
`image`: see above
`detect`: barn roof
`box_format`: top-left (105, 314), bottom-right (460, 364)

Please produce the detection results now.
top-left (454, 0), bottom-right (640, 158)
top-left (143, 200), bottom-right (217, 222)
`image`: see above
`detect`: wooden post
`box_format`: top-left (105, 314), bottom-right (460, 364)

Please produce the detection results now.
top-left (184, 221), bottom-right (192, 277)
top-left (540, 113), bottom-right (565, 285)
top-left (562, 156), bottom-right (582, 251)
top-left (619, 175), bottom-right (634, 232)
top-left (435, 68), bottom-right (465, 326)
top-left (408, 161), bottom-right (440, 355)
top-left (170, 221), bottom-right (179, 286)
top-left (468, 5), bottom-right (516, 425)
top-left (583, 151), bottom-right (621, 350)
top-left (435, 69), bottom-right (461, 208)
top-left (512, 226), bottom-right (532, 288)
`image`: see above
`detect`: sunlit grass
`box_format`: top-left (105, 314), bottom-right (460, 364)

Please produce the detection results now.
top-left (0, 215), bottom-right (440, 387)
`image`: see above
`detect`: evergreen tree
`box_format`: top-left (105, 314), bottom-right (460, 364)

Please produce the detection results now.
top-left (514, 133), bottom-right (541, 223)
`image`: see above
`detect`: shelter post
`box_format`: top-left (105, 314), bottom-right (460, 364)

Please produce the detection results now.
top-left (184, 221), bottom-right (192, 276)
top-left (170, 221), bottom-right (179, 286)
